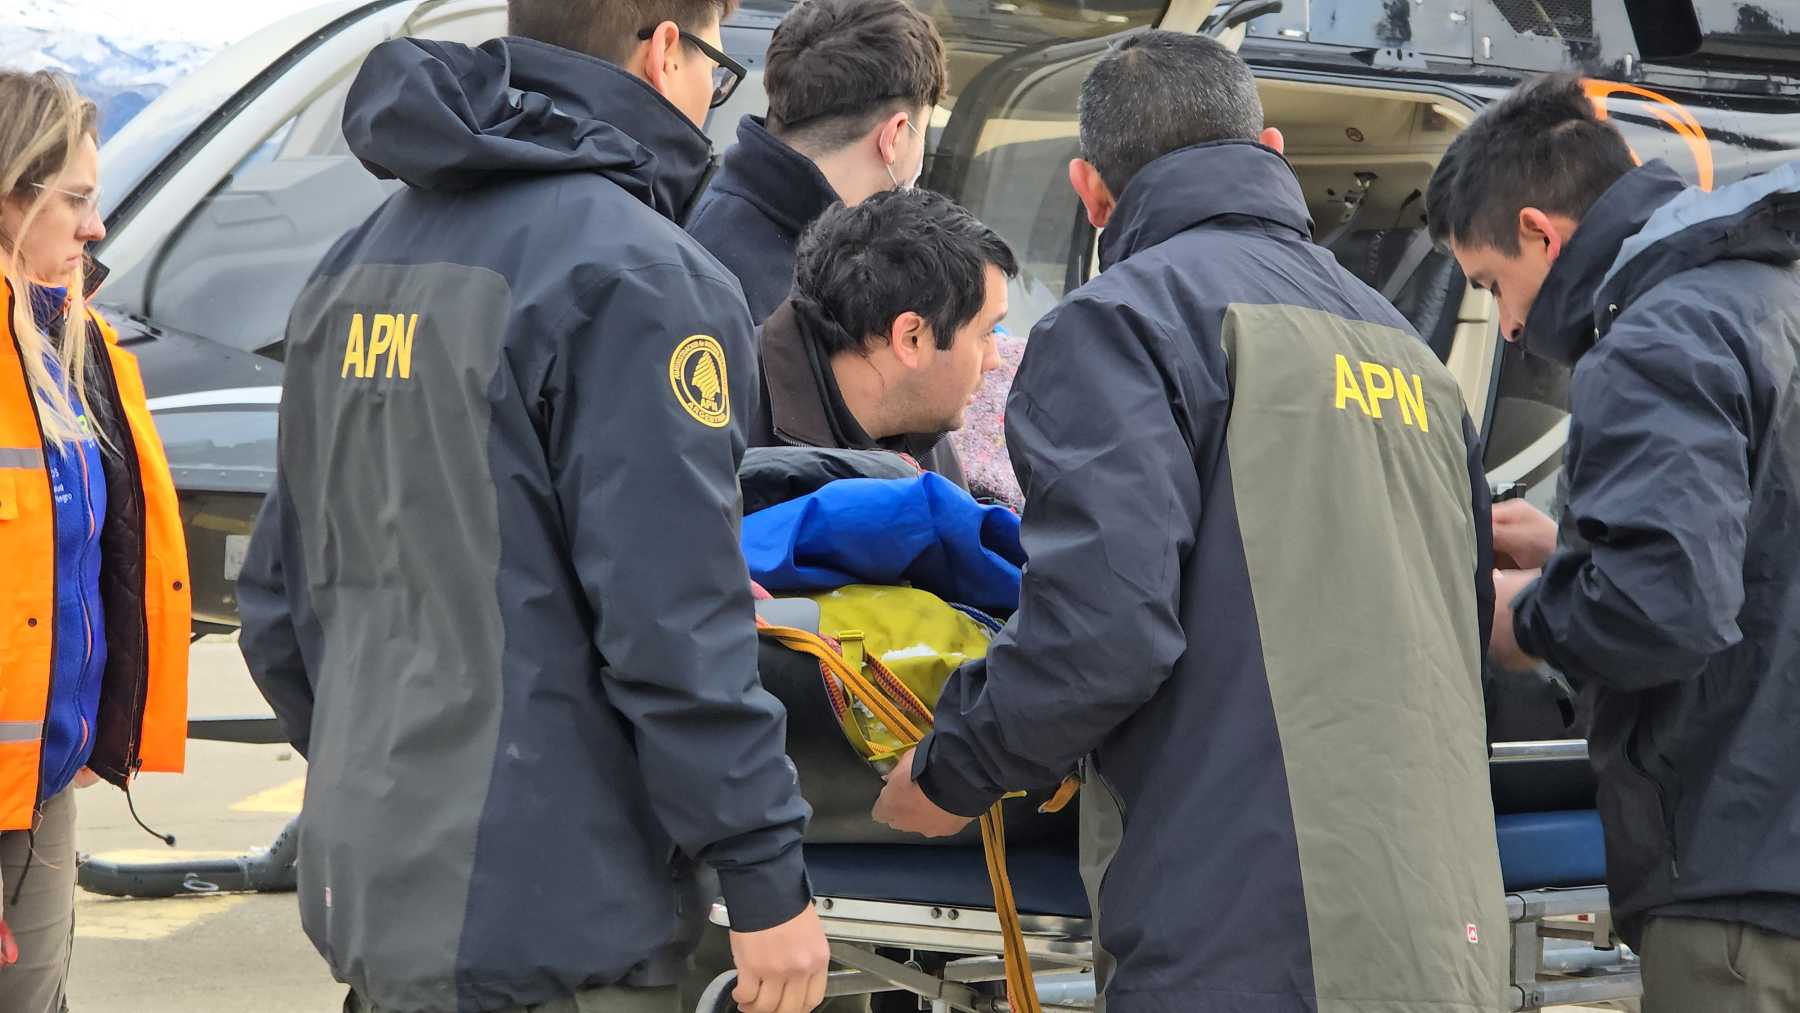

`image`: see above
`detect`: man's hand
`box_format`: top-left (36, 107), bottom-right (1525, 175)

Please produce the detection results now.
top-left (873, 748), bottom-right (975, 839)
top-left (729, 905), bottom-right (830, 1013)
top-left (1492, 499), bottom-right (1558, 571)
top-left (1, 916), bottom-right (18, 967)
top-left (74, 768), bottom-right (100, 789)
top-left (1490, 568), bottom-right (1544, 672)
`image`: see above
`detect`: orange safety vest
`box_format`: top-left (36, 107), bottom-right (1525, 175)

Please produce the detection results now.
top-left (0, 279), bottom-right (189, 831)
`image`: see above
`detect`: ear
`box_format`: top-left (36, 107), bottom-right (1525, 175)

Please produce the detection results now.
top-left (1259, 126), bottom-right (1285, 155)
top-left (887, 311), bottom-right (931, 368)
top-left (875, 110), bottom-right (909, 167)
top-left (1518, 207), bottom-right (1567, 264)
top-left (630, 21), bottom-right (682, 100)
top-left (1068, 159), bottom-right (1117, 230)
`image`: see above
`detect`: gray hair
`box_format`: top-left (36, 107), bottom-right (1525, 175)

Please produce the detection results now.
top-left (1078, 31), bottom-right (1264, 197)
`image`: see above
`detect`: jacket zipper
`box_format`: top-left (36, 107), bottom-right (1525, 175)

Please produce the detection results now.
top-left (63, 434), bottom-right (99, 789)
top-left (86, 317), bottom-right (151, 773)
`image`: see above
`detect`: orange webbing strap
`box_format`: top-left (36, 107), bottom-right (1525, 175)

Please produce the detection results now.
top-left (981, 806), bottom-right (1041, 1013)
top-left (758, 620), bottom-right (1045, 1013)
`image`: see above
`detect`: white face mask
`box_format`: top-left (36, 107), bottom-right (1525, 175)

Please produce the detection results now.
top-left (886, 119), bottom-right (925, 191)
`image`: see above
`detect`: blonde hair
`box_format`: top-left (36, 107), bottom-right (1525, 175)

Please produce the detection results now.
top-left (0, 70), bottom-right (101, 447)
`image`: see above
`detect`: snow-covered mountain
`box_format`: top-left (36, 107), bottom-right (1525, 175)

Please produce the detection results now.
top-left (1, 1), bottom-right (220, 139)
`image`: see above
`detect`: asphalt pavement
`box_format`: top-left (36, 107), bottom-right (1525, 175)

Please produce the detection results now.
top-left (65, 636), bottom-right (338, 1013)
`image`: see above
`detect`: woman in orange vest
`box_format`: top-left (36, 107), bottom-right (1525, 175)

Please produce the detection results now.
top-left (0, 70), bottom-right (189, 1012)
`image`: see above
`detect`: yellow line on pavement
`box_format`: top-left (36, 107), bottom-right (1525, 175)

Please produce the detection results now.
top-left (230, 776), bottom-right (305, 814)
top-left (76, 893), bottom-right (254, 940)
top-left (75, 850), bottom-right (256, 941)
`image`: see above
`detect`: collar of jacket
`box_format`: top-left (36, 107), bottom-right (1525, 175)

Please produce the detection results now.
top-left (1597, 159), bottom-right (1800, 330)
top-left (761, 298), bottom-right (946, 462)
top-left (714, 116), bottom-right (842, 235)
top-left (1521, 161), bottom-right (1687, 366)
top-left (1099, 140), bottom-right (1314, 271)
top-left (344, 36), bottom-right (715, 221)
top-left (29, 284), bottom-right (68, 336)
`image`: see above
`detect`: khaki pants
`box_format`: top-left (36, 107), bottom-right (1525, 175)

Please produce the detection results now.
top-left (346, 984), bottom-right (679, 1013)
top-left (1077, 767), bottom-right (1121, 1013)
top-left (1641, 916), bottom-right (1800, 1013)
top-left (0, 788), bottom-right (76, 1013)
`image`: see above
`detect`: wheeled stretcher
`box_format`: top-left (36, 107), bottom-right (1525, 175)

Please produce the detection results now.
top-left (694, 739), bottom-right (1641, 1013)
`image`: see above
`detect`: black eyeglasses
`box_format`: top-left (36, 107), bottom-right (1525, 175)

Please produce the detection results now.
top-left (637, 27), bottom-right (746, 109)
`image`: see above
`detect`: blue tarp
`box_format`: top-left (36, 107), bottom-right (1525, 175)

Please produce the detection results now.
top-left (742, 472), bottom-right (1026, 615)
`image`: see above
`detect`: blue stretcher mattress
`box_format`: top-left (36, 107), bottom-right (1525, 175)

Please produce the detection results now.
top-left (806, 811), bottom-right (1607, 918)
top-left (806, 844), bottom-right (1090, 918)
top-left (1495, 809), bottom-right (1607, 892)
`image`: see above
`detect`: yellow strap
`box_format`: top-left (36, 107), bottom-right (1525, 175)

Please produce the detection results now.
top-left (1040, 776), bottom-right (1080, 815)
top-left (758, 622), bottom-right (1043, 1013)
top-left (830, 631), bottom-right (885, 761)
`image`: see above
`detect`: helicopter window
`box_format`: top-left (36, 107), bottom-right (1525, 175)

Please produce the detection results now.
top-left (117, 8), bottom-right (505, 356)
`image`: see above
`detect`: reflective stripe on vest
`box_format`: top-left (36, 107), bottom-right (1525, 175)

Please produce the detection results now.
top-left (0, 447), bottom-right (44, 469)
top-left (0, 722), bottom-right (43, 743)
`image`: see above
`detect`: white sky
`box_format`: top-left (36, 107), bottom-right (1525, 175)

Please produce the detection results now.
top-left (9, 0), bottom-right (334, 46)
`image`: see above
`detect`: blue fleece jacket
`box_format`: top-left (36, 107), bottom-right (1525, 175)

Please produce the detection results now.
top-left (29, 284), bottom-right (108, 802)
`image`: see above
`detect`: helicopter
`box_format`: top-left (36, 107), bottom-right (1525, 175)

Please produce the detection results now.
top-left (65, 5), bottom-right (1800, 999)
top-left (86, 0), bottom-right (1797, 632)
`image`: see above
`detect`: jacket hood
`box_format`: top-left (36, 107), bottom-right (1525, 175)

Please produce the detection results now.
top-left (1099, 141), bottom-right (1313, 270)
top-left (714, 116), bottom-right (841, 235)
top-left (344, 37), bottom-right (717, 221)
top-left (1526, 160), bottom-right (1800, 365)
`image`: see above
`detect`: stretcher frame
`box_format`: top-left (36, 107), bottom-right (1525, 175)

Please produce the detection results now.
top-left (697, 897), bottom-right (1098, 1012)
top-left (1494, 740), bottom-right (1641, 1012)
top-left (697, 739), bottom-right (1643, 1013)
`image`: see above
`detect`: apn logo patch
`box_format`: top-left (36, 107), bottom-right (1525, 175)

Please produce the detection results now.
top-left (670, 335), bottom-right (730, 428)
top-left (340, 312), bottom-right (418, 380)
top-left (1333, 354), bottom-right (1430, 432)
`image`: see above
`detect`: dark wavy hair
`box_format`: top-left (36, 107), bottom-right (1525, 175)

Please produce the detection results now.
top-left (765, 0), bottom-right (947, 153)
top-left (1428, 74), bottom-right (1637, 254)
top-left (793, 188), bottom-right (1017, 353)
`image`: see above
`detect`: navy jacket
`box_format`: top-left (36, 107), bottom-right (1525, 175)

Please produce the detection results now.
top-left (687, 116), bottom-right (840, 323)
top-left (915, 142), bottom-right (1507, 1012)
top-left (237, 38), bottom-right (811, 1012)
top-left (1512, 160), bottom-right (1800, 947)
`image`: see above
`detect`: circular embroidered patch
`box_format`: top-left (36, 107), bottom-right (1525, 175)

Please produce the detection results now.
top-left (669, 334), bottom-right (730, 428)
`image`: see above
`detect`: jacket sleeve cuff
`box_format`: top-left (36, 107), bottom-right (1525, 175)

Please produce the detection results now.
top-left (716, 844), bottom-right (814, 933)
top-left (1512, 579), bottom-right (1554, 667)
top-left (913, 732), bottom-right (1002, 819)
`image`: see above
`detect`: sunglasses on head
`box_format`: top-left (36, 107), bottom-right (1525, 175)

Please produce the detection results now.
top-left (637, 26), bottom-right (747, 109)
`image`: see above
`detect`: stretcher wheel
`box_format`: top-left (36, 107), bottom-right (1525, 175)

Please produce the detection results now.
top-left (694, 970), bottom-right (738, 1013)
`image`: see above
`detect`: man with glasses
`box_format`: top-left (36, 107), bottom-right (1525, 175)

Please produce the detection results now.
top-left (688, 0), bottom-right (947, 324)
top-left (238, 2), bottom-right (828, 1012)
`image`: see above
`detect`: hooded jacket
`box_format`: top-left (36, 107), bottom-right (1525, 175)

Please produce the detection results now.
top-left (688, 116), bottom-right (840, 324)
top-left (913, 141), bottom-right (1507, 1013)
top-left (236, 37), bottom-right (811, 1012)
top-left (1510, 160), bottom-right (1800, 947)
